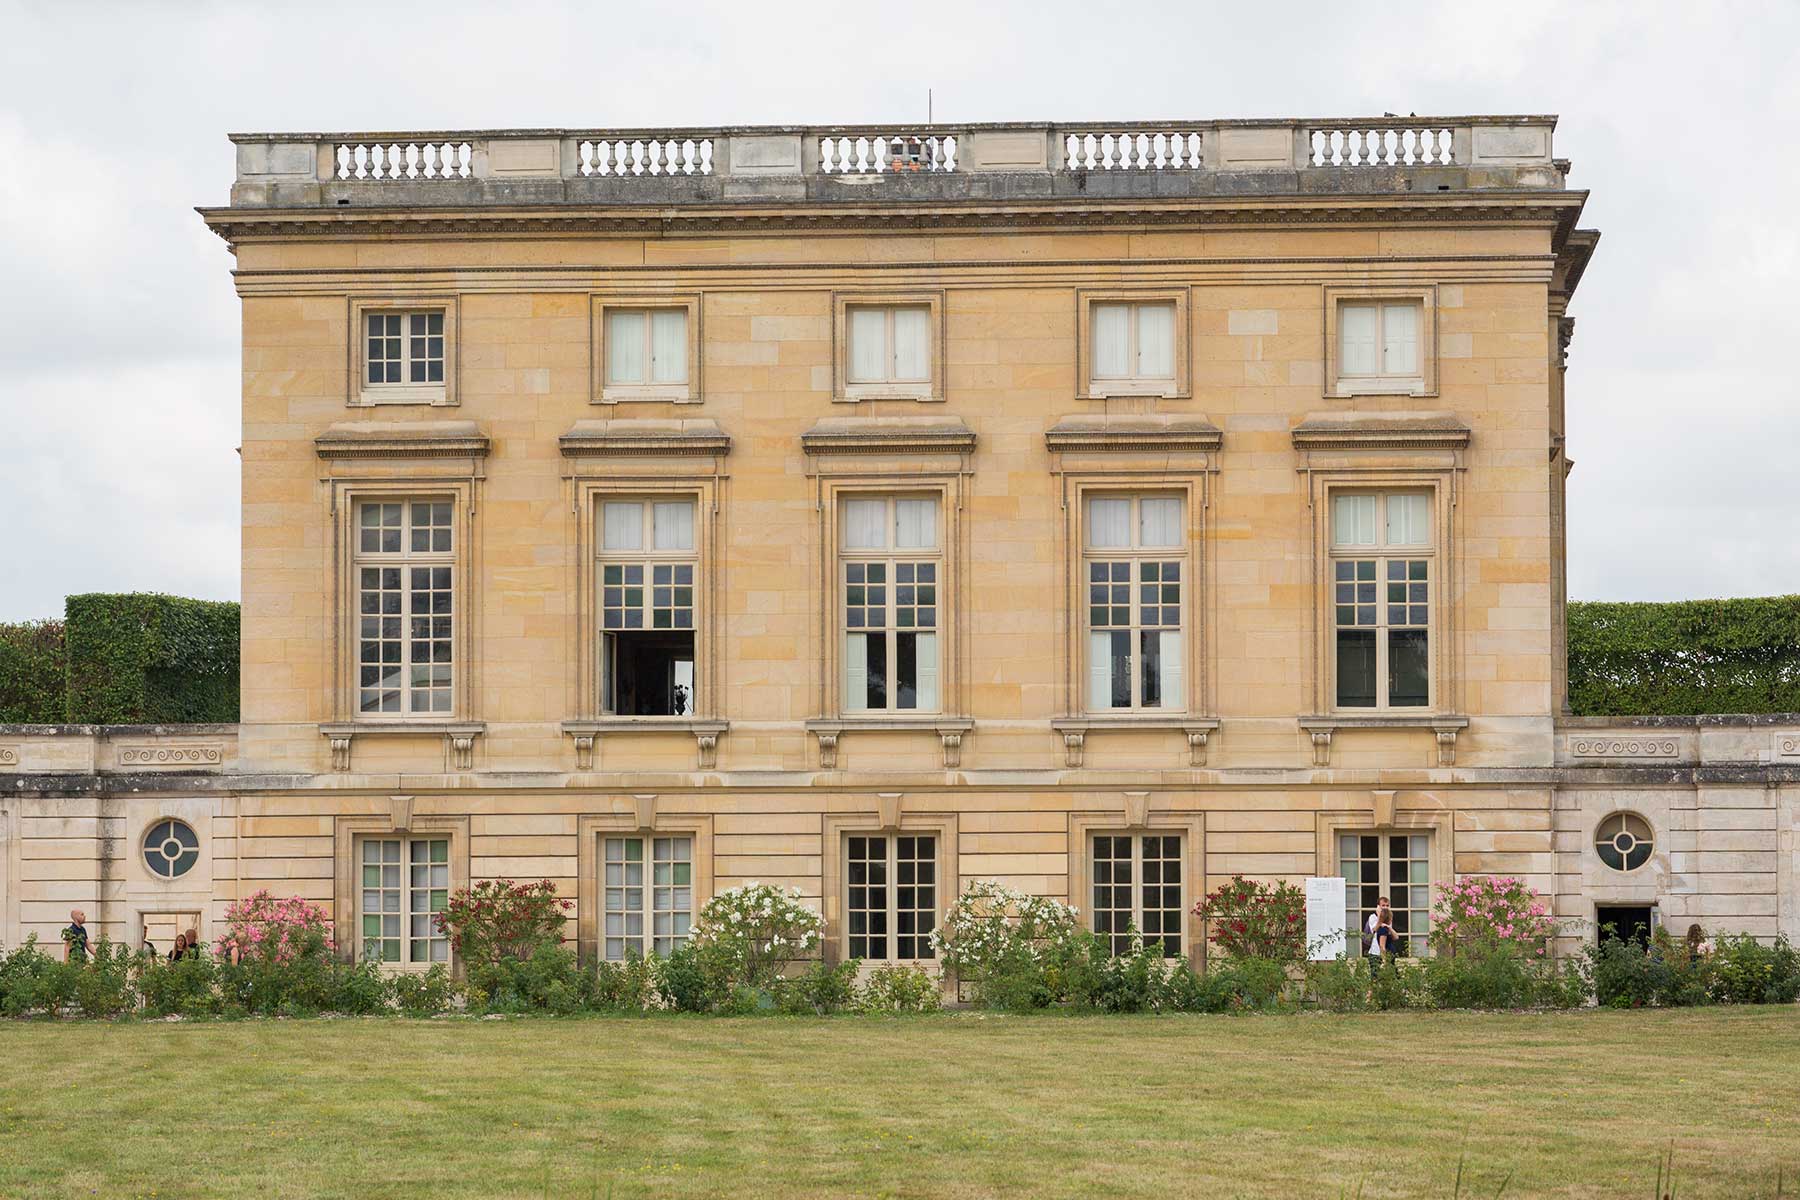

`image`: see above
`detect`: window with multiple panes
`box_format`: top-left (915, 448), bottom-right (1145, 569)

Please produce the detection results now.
top-left (1090, 301), bottom-right (1176, 389)
top-left (841, 496), bottom-right (940, 713)
top-left (600, 499), bottom-right (697, 716)
top-left (605, 308), bottom-right (688, 388)
top-left (1084, 495), bottom-right (1185, 711)
top-left (359, 837), bottom-right (449, 966)
top-left (1092, 834), bottom-right (1184, 956)
top-left (845, 834), bottom-right (937, 961)
top-left (355, 500), bottom-right (454, 716)
top-left (602, 835), bottom-right (693, 959)
top-left (1331, 492), bottom-right (1432, 709)
top-left (1338, 301), bottom-right (1421, 389)
top-left (365, 311), bottom-right (445, 388)
top-left (1340, 832), bottom-right (1430, 956)
top-left (846, 305), bottom-right (931, 386)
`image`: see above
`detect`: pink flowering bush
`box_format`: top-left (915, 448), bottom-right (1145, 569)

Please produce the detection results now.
top-left (215, 890), bottom-right (335, 966)
top-left (1430, 875), bottom-right (1554, 958)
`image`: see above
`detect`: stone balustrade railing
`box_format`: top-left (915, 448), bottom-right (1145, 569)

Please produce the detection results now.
top-left (229, 116), bottom-right (1561, 205)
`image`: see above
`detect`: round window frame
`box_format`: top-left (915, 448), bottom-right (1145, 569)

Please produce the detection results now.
top-left (143, 818), bottom-right (201, 881)
top-left (1593, 811), bottom-right (1654, 874)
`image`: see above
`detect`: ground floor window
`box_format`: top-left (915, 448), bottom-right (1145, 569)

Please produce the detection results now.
top-left (603, 835), bottom-right (693, 959)
top-left (845, 833), bottom-right (937, 961)
top-left (360, 837), bottom-right (449, 965)
top-left (1340, 832), bottom-right (1430, 956)
top-left (1091, 833), bottom-right (1183, 956)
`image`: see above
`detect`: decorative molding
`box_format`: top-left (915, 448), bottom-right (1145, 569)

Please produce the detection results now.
top-left (319, 722), bottom-right (486, 773)
top-left (1299, 715), bottom-right (1468, 768)
top-left (805, 718), bottom-right (973, 772)
top-left (1050, 718), bottom-right (1219, 769)
top-left (388, 794), bottom-right (416, 831)
top-left (1062, 731), bottom-right (1085, 768)
top-left (1123, 791), bottom-right (1150, 829)
top-left (1291, 414), bottom-right (1471, 451)
top-left (558, 418), bottom-right (730, 458)
top-left (634, 794), bottom-right (657, 829)
top-left (816, 729), bottom-right (840, 770)
top-left (570, 732), bottom-right (596, 771)
top-left (327, 733), bottom-right (352, 772)
top-left (560, 720), bottom-right (729, 771)
top-left (1776, 733), bottom-right (1800, 761)
top-left (1186, 728), bottom-right (1211, 768)
top-left (695, 730), bottom-right (721, 770)
top-left (1308, 728), bottom-right (1334, 767)
top-left (117, 745), bottom-right (225, 768)
top-left (1436, 729), bottom-right (1459, 767)
top-left (877, 793), bottom-right (903, 831)
top-left (1569, 735), bottom-right (1680, 760)
top-left (940, 731), bottom-right (963, 769)
top-left (314, 420), bottom-right (490, 459)
top-left (800, 417), bottom-right (976, 457)
top-left (1044, 416), bottom-right (1222, 455)
top-left (448, 732), bottom-right (477, 771)
top-left (0, 747), bottom-right (16, 766)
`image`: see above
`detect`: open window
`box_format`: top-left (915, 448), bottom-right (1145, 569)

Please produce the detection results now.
top-left (599, 498), bottom-right (697, 717)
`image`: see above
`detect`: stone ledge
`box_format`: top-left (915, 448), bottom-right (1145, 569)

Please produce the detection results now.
top-left (1298, 714), bottom-right (1469, 767)
top-left (804, 717), bottom-right (975, 769)
top-left (1291, 413), bottom-right (1471, 450)
top-left (1050, 716), bottom-right (1220, 768)
top-left (1044, 416), bottom-right (1222, 454)
top-left (314, 420), bottom-right (490, 459)
top-left (560, 718), bottom-right (729, 770)
top-left (800, 416), bottom-right (976, 456)
top-left (559, 418), bottom-right (730, 457)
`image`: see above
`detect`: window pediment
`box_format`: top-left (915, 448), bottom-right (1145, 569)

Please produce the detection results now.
top-left (1291, 413), bottom-right (1470, 452)
top-left (559, 417), bottom-right (731, 458)
top-left (314, 420), bottom-right (490, 460)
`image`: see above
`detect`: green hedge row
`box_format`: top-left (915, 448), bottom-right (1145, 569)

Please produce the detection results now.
top-left (1567, 596), bottom-right (1800, 716)
top-left (63, 593), bottom-right (240, 724)
top-left (0, 620), bottom-right (67, 723)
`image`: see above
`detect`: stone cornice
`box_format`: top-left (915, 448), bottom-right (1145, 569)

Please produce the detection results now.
top-left (558, 418), bottom-right (731, 458)
top-left (1045, 416), bottom-right (1223, 454)
top-left (314, 420), bottom-right (490, 459)
top-left (800, 417), bottom-right (976, 456)
top-left (1291, 413), bottom-right (1471, 451)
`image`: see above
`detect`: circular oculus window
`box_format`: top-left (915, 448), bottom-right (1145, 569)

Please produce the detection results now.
top-left (144, 818), bottom-right (200, 879)
top-left (1595, 812), bottom-right (1653, 872)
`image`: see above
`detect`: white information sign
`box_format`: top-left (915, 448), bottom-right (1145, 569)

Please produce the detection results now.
top-left (1305, 876), bottom-right (1348, 961)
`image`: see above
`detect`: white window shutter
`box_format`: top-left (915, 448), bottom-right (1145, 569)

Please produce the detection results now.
top-left (607, 311), bottom-right (647, 384)
top-left (1339, 303), bottom-right (1377, 376)
top-left (650, 309), bottom-right (687, 384)
top-left (848, 309), bottom-right (887, 383)
top-left (1159, 631), bottom-right (1184, 710)
top-left (845, 634), bottom-right (869, 711)
top-left (914, 632), bottom-right (939, 712)
top-left (1135, 303), bottom-right (1175, 378)
top-left (892, 308), bottom-right (930, 382)
top-left (1382, 302), bottom-right (1418, 375)
top-left (1091, 303), bottom-right (1130, 379)
top-left (1088, 631), bottom-right (1116, 710)
top-left (603, 501), bottom-right (644, 550)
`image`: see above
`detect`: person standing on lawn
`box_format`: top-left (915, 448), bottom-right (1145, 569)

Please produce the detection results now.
top-left (61, 910), bottom-right (92, 963)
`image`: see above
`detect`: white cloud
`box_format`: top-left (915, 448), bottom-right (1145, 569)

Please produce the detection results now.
top-left (0, 0), bottom-right (1793, 617)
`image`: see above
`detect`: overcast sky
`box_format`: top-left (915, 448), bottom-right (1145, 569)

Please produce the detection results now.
top-left (0, 1), bottom-right (1794, 621)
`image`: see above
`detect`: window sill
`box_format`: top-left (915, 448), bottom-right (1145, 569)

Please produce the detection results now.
top-left (319, 721), bottom-right (484, 772)
top-left (1330, 379), bottom-right (1429, 398)
top-left (1084, 380), bottom-right (1180, 400)
top-left (1051, 716), bottom-right (1218, 768)
top-left (805, 717), bottom-right (973, 769)
top-left (1298, 714), bottom-right (1468, 767)
top-left (838, 383), bottom-right (939, 404)
top-left (356, 385), bottom-right (451, 407)
top-left (560, 718), bottom-right (728, 770)
top-left (599, 385), bottom-right (698, 404)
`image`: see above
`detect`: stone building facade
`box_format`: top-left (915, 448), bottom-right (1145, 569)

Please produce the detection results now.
top-left (3, 116), bottom-right (1796, 967)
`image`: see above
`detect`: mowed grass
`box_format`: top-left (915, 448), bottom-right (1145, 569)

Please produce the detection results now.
top-left (1, 1009), bottom-right (1797, 1199)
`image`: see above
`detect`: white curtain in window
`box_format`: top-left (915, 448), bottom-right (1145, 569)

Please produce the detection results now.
top-left (1091, 303), bottom-right (1130, 379)
top-left (1138, 497), bottom-right (1181, 548)
top-left (1135, 304), bottom-right (1175, 378)
top-left (894, 498), bottom-right (937, 549)
top-left (603, 501), bottom-right (644, 550)
top-left (1087, 497), bottom-right (1131, 548)
top-left (1385, 493), bottom-right (1429, 546)
top-left (650, 310), bottom-right (688, 384)
top-left (848, 309), bottom-right (887, 382)
top-left (1381, 302), bottom-right (1418, 375)
top-left (1339, 303), bottom-right (1378, 376)
top-left (607, 311), bottom-right (647, 384)
top-left (652, 500), bottom-right (695, 550)
top-left (892, 308), bottom-right (930, 382)
top-left (1332, 494), bottom-right (1377, 547)
top-left (843, 498), bottom-right (887, 549)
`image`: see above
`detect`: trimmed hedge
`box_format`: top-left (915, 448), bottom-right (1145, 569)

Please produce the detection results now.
top-left (63, 593), bottom-right (239, 724)
top-left (1568, 596), bottom-right (1800, 716)
top-left (0, 620), bottom-right (67, 723)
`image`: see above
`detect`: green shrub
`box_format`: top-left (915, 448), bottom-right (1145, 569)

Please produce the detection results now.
top-left (63, 592), bottom-right (239, 724)
top-left (74, 942), bottom-right (139, 1018)
top-left (652, 942), bottom-right (729, 1013)
top-left (1306, 956), bottom-right (1372, 1012)
top-left (0, 938), bottom-right (70, 1017)
top-left (777, 960), bottom-right (859, 1015)
top-left (139, 951), bottom-right (225, 1017)
top-left (329, 960), bottom-right (395, 1015)
top-left (1567, 596), bottom-right (1800, 715)
top-left (391, 966), bottom-right (455, 1017)
top-left (594, 953), bottom-right (661, 1012)
top-left (466, 943), bottom-right (590, 1014)
top-left (0, 619), bottom-right (66, 723)
top-left (855, 963), bottom-right (942, 1013)
top-left (933, 880), bottom-right (1082, 1007)
top-left (1706, 934), bottom-right (1800, 1005)
top-left (689, 884), bottom-right (824, 993)
top-left (1370, 957), bottom-right (1421, 1010)
top-left (435, 879), bottom-right (572, 967)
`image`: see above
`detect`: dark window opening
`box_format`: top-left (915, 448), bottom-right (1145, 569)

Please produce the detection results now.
top-left (603, 631), bottom-right (695, 716)
top-left (1596, 904), bottom-right (1654, 948)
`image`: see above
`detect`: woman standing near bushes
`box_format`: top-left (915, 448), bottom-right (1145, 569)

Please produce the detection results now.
top-left (168, 933), bottom-right (189, 962)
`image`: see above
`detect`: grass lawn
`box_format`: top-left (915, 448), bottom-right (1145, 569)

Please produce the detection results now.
top-left (1, 1008), bottom-right (1797, 1199)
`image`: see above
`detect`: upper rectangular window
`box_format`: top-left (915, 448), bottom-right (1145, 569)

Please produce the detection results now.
top-left (841, 495), bottom-right (940, 714)
top-left (1091, 302), bottom-right (1175, 388)
top-left (845, 834), bottom-right (938, 961)
top-left (593, 295), bottom-right (702, 404)
top-left (833, 292), bottom-right (942, 402)
top-left (355, 500), bottom-right (455, 717)
top-left (353, 303), bottom-right (454, 405)
top-left (600, 498), bottom-right (697, 717)
top-left (359, 836), bottom-right (449, 967)
top-left (1084, 494), bottom-right (1185, 713)
top-left (1331, 492), bottom-right (1433, 710)
top-left (1091, 833), bottom-right (1183, 957)
top-left (1325, 290), bottom-right (1434, 398)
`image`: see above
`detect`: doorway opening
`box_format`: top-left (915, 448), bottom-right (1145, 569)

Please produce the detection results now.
top-left (1595, 904), bottom-right (1655, 947)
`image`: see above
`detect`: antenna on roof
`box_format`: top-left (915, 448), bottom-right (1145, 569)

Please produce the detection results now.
top-left (928, 88), bottom-right (934, 125)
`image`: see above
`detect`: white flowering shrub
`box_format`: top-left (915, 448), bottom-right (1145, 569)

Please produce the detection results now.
top-left (929, 879), bottom-right (1081, 988)
top-left (689, 883), bottom-right (824, 990)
